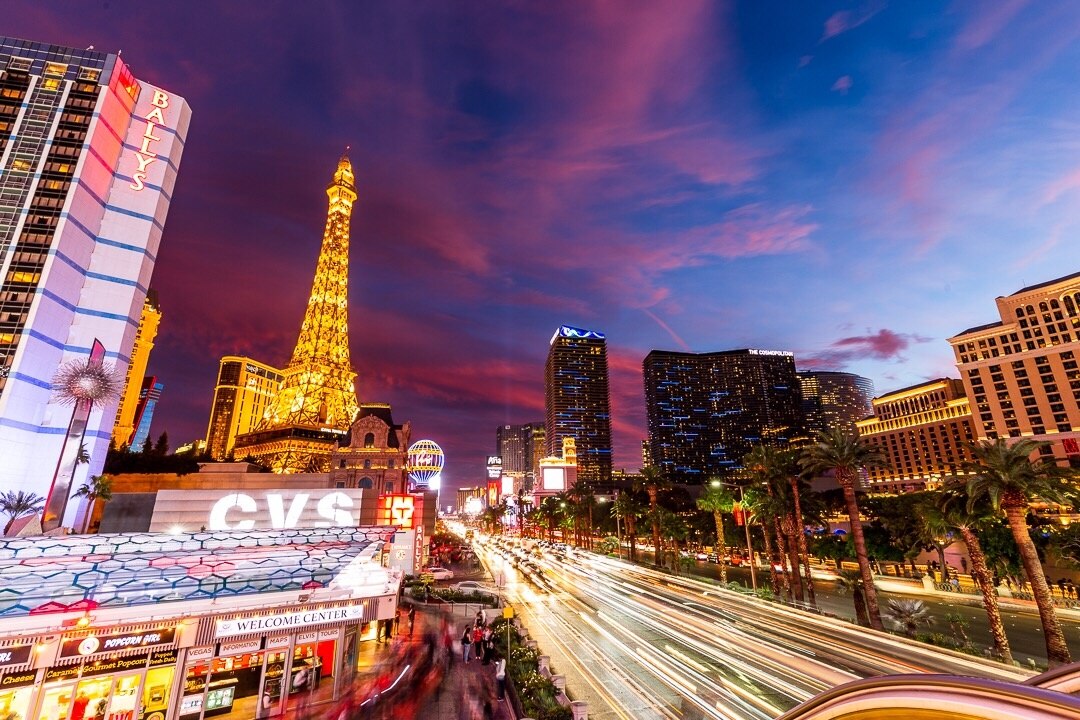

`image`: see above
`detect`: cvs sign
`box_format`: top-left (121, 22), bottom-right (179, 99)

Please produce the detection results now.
top-left (206, 490), bottom-right (359, 531)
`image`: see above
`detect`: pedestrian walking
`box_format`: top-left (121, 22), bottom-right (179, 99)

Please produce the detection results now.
top-left (408, 605), bottom-right (416, 636)
top-left (1068, 580), bottom-right (1077, 600)
top-left (1058, 578), bottom-right (1067, 598)
top-left (494, 656), bottom-right (506, 699)
top-left (461, 624), bottom-right (473, 663)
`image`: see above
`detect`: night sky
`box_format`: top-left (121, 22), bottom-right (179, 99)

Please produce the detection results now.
top-left (9, 2), bottom-right (1080, 493)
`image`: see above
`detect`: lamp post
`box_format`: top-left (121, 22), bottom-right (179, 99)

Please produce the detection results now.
top-left (711, 479), bottom-right (757, 591)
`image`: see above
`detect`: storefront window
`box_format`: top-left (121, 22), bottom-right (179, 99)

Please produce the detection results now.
top-left (179, 664), bottom-right (208, 718)
top-left (73, 676), bottom-right (113, 720)
top-left (139, 666), bottom-right (173, 720)
top-left (205, 650), bottom-right (266, 720)
top-left (36, 683), bottom-right (75, 720)
top-left (102, 673), bottom-right (140, 720)
top-left (286, 632), bottom-right (338, 713)
top-left (0, 682), bottom-right (34, 720)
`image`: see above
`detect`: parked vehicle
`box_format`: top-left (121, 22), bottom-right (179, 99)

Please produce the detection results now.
top-left (423, 566), bottom-right (455, 580)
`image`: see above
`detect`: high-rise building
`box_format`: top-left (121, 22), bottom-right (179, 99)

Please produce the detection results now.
top-left (644, 349), bottom-right (803, 482)
top-left (855, 379), bottom-right (977, 493)
top-left (129, 376), bottom-right (164, 452)
top-left (204, 356), bottom-right (283, 460)
top-left (496, 423), bottom-right (544, 475)
top-left (111, 291), bottom-right (161, 447)
top-left (545, 326), bottom-right (613, 484)
top-left (234, 156), bottom-right (361, 472)
top-left (797, 371), bottom-right (874, 436)
top-left (948, 272), bottom-right (1080, 465)
top-left (0, 39), bottom-right (190, 510)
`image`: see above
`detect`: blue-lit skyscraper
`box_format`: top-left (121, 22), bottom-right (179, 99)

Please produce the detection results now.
top-left (545, 326), bottom-right (612, 485)
top-left (643, 349), bottom-right (804, 482)
top-left (130, 376), bottom-right (163, 451)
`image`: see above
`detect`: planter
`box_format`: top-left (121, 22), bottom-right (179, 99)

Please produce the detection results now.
top-left (552, 674), bottom-right (566, 692)
top-left (538, 655), bottom-right (550, 674)
top-left (571, 700), bottom-right (589, 720)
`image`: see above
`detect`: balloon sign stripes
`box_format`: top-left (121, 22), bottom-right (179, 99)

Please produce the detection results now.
top-left (407, 439), bottom-right (444, 488)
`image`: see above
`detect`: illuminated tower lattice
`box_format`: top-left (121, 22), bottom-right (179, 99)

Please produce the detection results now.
top-left (234, 155), bottom-right (361, 472)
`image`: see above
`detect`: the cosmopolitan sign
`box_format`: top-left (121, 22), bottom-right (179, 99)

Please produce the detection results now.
top-left (148, 489), bottom-right (365, 532)
top-left (215, 606), bottom-right (368, 638)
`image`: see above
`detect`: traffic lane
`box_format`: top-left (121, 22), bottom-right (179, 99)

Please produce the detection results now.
top-left (664, 557), bottom-right (1080, 667)
top-left (479, 547), bottom-right (682, 720)
top-left (541, 556), bottom-right (853, 716)
top-left (534, 553), bottom-right (810, 719)
top-left (584, 555), bottom-right (1029, 682)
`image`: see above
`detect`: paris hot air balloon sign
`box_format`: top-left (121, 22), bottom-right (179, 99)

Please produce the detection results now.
top-left (407, 439), bottom-right (444, 489)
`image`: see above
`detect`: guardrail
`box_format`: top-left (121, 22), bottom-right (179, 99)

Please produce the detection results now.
top-left (1026, 661), bottom-right (1080, 696)
top-left (776, 674), bottom-right (1080, 720)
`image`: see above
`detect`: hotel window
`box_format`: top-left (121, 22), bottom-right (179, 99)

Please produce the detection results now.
top-left (78, 67), bottom-right (100, 81)
top-left (43, 62), bottom-right (68, 77)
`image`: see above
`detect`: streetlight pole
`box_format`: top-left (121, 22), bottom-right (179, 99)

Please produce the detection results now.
top-left (614, 492), bottom-right (622, 560)
top-left (711, 479), bottom-right (757, 591)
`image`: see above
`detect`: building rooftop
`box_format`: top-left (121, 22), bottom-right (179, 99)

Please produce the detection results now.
top-left (0, 527), bottom-right (396, 617)
top-left (953, 320), bottom-right (1004, 337)
top-left (1008, 269), bottom-right (1080, 296)
top-left (874, 377), bottom-right (955, 401)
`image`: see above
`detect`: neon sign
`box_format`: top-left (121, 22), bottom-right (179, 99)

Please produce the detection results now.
top-left (129, 90), bottom-right (170, 191)
top-left (551, 325), bottom-right (605, 344)
top-left (378, 494), bottom-right (415, 530)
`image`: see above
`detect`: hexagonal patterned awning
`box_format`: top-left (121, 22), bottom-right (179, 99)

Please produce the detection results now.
top-left (0, 526), bottom-right (396, 617)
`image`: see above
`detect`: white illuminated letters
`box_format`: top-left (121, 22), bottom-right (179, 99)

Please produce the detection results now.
top-left (316, 492), bottom-right (354, 527)
top-left (208, 494), bottom-right (257, 531)
top-left (205, 491), bottom-right (358, 531)
top-left (129, 89), bottom-right (170, 191)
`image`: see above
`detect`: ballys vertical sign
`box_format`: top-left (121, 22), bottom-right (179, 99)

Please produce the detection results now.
top-left (129, 90), bottom-right (170, 191)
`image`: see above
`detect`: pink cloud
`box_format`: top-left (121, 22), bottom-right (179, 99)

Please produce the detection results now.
top-left (953, 0), bottom-right (1030, 51)
top-left (1041, 166), bottom-right (1080, 206)
top-left (831, 75), bottom-right (853, 94)
top-left (798, 329), bottom-right (932, 370)
top-left (821, 2), bottom-right (886, 42)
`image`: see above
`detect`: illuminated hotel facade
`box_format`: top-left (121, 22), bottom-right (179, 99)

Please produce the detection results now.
top-left (129, 375), bottom-right (163, 451)
top-left (204, 356), bottom-right (283, 460)
top-left (0, 38), bottom-right (190, 516)
top-left (797, 370), bottom-right (874, 436)
top-left (948, 272), bottom-right (1080, 466)
top-left (643, 349), bottom-right (803, 481)
top-left (544, 326), bottom-right (612, 484)
top-left (111, 291), bottom-right (161, 447)
top-left (855, 378), bottom-right (977, 493)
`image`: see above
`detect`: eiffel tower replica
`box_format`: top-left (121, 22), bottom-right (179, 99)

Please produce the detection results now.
top-left (234, 155), bottom-right (362, 472)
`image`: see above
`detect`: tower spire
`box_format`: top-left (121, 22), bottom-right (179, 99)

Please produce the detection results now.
top-left (234, 156), bottom-right (361, 473)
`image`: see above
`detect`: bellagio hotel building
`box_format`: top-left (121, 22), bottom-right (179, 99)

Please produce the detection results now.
top-left (948, 272), bottom-right (1080, 467)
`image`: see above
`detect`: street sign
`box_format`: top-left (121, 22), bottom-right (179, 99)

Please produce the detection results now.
top-left (502, 606), bottom-right (514, 619)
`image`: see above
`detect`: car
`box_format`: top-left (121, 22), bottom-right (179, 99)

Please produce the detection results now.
top-left (706, 552), bottom-right (721, 563)
top-left (423, 567), bottom-right (454, 580)
top-left (695, 552), bottom-right (709, 561)
top-left (451, 580), bottom-right (496, 594)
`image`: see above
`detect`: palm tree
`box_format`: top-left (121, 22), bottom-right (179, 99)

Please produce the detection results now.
top-left (640, 466), bottom-right (670, 567)
top-left (835, 568), bottom-right (870, 627)
top-left (698, 481), bottom-right (734, 581)
top-left (0, 491), bottom-right (45, 535)
top-left (72, 474), bottom-right (113, 534)
top-left (612, 492), bottom-right (645, 561)
top-left (800, 428), bottom-right (885, 630)
top-left (883, 598), bottom-right (932, 638)
top-left (928, 486), bottom-right (1013, 664)
top-left (538, 497), bottom-right (561, 542)
top-left (964, 438), bottom-right (1075, 666)
top-left (745, 447), bottom-right (802, 603)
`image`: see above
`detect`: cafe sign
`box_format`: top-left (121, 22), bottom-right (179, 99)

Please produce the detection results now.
top-left (61, 628), bottom-right (175, 658)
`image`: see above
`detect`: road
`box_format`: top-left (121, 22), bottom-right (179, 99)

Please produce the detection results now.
top-left (476, 542), bottom-right (1030, 720)
top-left (634, 553), bottom-right (1080, 667)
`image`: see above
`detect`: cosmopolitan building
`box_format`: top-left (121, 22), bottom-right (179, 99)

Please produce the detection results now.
top-left (855, 379), bottom-right (977, 493)
top-left (797, 371), bottom-right (874, 436)
top-left (644, 349), bottom-right (803, 481)
top-left (0, 39), bottom-right (190, 520)
top-left (544, 326), bottom-right (612, 484)
top-left (948, 272), bottom-right (1080, 466)
top-left (204, 356), bottom-right (283, 460)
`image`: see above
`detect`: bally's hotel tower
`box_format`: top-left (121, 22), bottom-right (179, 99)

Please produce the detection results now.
top-left (0, 38), bottom-right (189, 514)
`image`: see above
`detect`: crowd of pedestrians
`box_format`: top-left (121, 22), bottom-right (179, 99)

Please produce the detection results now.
top-left (280, 602), bottom-right (508, 720)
